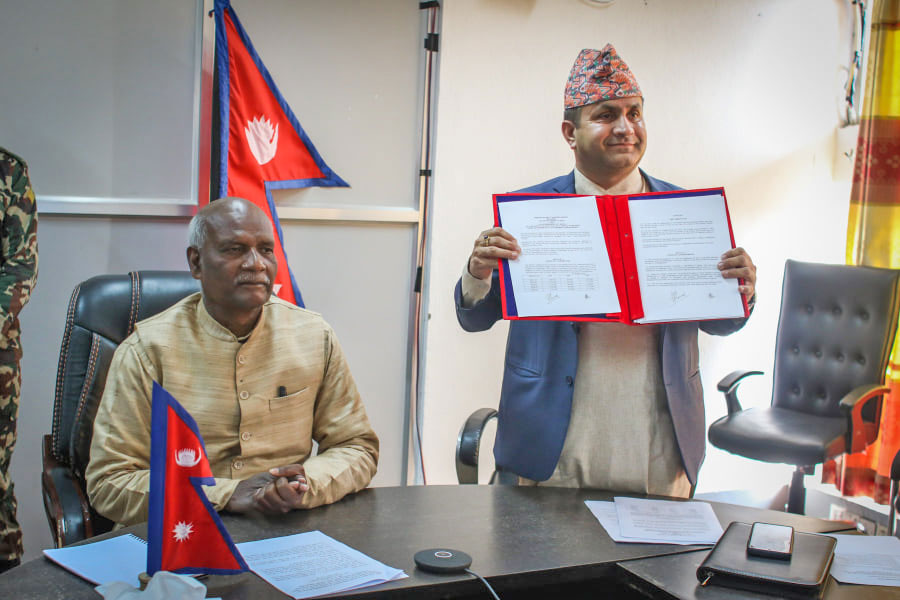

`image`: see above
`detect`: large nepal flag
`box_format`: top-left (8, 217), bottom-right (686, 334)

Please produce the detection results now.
top-left (147, 382), bottom-right (248, 576)
top-left (213, 0), bottom-right (349, 307)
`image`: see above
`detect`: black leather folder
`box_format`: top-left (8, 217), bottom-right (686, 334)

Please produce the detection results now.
top-left (696, 521), bottom-right (836, 599)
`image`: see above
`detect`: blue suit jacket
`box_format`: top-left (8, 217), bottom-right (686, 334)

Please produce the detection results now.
top-left (454, 171), bottom-right (748, 485)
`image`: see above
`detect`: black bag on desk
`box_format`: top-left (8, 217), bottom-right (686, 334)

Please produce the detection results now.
top-left (696, 522), bottom-right (836, 599)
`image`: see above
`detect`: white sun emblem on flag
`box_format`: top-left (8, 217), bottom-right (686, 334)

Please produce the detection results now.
top-left (172, 521), bottom-right (194, 542)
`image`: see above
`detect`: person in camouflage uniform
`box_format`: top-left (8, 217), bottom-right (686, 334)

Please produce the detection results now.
top-left (0, 147), bottom-right (38, 573)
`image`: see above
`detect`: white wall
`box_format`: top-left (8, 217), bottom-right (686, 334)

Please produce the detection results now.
top-left (421, 0), bottom-right (856, 493)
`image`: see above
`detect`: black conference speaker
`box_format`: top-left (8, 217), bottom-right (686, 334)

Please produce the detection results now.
top-left (414, 548), bottom-right (473, 574)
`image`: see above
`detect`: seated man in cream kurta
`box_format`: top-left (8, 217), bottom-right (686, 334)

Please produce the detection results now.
top-left (86, 197), bottom-right (379, 526)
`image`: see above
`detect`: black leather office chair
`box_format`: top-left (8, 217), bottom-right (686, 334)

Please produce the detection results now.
top-left (708, 260), bottom-right (900, 514)
top-left (456, 408), bottom-right (517, 485)
top-left (42, 271), bottom-right (200, 547)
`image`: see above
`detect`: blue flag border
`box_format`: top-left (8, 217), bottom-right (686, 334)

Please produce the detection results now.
top-left (148, 381), bottom-right (249, 576)
top-left (214, 0), bottom-right (351, 307)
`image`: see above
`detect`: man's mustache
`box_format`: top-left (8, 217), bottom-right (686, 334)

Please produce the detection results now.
top-left (236, 275), bottom-right (271, 285)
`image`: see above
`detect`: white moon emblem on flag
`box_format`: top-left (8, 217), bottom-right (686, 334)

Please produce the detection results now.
top-left (173, 521), bottom-right (194, 542)
top-left (245, 115), bottom-right (279, 165)
top-left (174, 447), bottom-right (202, 467)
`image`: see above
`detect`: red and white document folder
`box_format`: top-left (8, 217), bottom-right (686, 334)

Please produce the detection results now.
top-left (494, 188), bottom-right (749, 324)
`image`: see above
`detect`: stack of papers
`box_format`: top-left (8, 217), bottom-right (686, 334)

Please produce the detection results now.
top-left (585, 497), bottom-right (724, 545)
top-left (44, 530), bottom-right (405, 599)
top-left (825, 534), bottom-right (900, 586)
top-left (236, 531), bottom-right (406, 599)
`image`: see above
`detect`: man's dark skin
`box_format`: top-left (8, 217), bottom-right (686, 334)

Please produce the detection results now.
top-left (186, 197), bottom-right (310, 514)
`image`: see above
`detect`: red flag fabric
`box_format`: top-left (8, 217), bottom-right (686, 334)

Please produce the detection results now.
top-left (147, 382), bottom-right (247, 575)
top-left (213, 0), bottom-right (349, 307)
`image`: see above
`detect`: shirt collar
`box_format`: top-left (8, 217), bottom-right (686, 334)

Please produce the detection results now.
top-left (574, 167), bottom-right (646, 196)
top-left (196, 294), bottom-right (266, 342)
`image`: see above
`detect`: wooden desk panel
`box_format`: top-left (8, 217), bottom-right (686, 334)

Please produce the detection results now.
top-left (617, 548), bottom-right (900, 600)
top-left (0, 485), bottom-right (860, 599)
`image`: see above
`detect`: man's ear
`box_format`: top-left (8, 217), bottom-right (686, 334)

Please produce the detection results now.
top-left (187, 247), bottom-right (202, 280)
top-left (561, 120), bottom-right (577, 149)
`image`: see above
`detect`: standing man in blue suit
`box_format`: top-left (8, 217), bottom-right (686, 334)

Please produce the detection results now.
top-left (454, 45), bottom-right (756, 497)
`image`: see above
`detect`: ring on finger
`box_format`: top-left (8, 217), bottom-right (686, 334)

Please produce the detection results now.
top-left (482, 234), bottom-right (490, 247)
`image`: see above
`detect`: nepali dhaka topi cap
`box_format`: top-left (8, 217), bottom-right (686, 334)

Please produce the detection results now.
top-left (564, 44), bottom-right (642, 109)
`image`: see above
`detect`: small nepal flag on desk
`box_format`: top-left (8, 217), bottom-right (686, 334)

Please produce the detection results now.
top-left (213, 0), bottom-right (349, 307)
top-left (147, 382), bottom-right (248, 575)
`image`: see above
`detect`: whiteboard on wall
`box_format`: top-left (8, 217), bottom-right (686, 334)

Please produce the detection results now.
top-left (0, 0), bottom-right (425, 220)
top-left (0, 0), bottom-right (200, 206)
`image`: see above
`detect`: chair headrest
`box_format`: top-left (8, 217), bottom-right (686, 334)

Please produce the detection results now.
top-left (71, 271), bottom-right (200, 344)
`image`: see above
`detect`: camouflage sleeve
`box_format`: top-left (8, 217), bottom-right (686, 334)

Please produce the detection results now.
top-left (0, 151), bottom-right (38, 341)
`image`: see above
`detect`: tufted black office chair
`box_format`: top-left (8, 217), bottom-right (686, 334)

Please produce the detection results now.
top-left (456, 408), bottom-right (517, 485)
top-left (708, 260), bottom-right (900, 515)
top-left (41, 271), bottom-right (200, 547)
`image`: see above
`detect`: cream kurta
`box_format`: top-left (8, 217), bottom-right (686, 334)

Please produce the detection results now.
top-left (86, 293), bottom-right (379, 526)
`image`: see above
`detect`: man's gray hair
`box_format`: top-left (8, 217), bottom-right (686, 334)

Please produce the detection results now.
top-left (187, 211), bottom-right (209, 249)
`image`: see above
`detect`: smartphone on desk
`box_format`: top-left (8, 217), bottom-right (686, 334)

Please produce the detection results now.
top-left (746, 522), bottom-right (793, 560)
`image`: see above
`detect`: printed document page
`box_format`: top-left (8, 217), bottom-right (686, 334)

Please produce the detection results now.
top-left (613, 497), bottom-right (724, 545)
top-left (237, 531), bottom-right (406, 599)
top-left (497, 196), bottom-right (619, 317)
top-left (584, 500), bottom-right (713, 545)
top-left (627, 193), bottom-right (743, 323)
top-left (826, 534), bottom-right (900, 586)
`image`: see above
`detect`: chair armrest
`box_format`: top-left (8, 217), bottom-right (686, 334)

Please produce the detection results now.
top-left (839, 384), bottom-right (889, 454)
top-left (716, 370), bottom-right (764, 415)
top-left (41, 434), bottom-right (90, 547)
top-left (455, 408), bottom-right (497, 484)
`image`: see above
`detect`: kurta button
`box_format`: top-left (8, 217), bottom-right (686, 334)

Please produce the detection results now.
top-left (238, 355), bottom-right (246, 364)
top-left (233, 459), bottom-right (243, 470)
top-left (239, 390), bottom-right (249, 400)
top-left (241, 431), bottom-right (251, 441)
top-left (565, 376), bottom-right (574, 386)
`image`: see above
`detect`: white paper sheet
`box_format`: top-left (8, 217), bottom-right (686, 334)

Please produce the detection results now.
top-left (613, 497), bottom-right (723, 545)
top-left (236, 531), bottom-right (406, 599)
top-left (825, 534), bottom-right (900, 586)
top-left (497, 196), bottom-right (620, 317)
top-left (585, 501), bottom-right (687, 544)
top-left (627, 193), bottom-right (744, 323)
top-left (584, 499), bottom-right (719, 545)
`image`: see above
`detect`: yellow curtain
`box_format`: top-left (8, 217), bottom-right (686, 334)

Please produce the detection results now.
top-left (824, 0), bottom-right (900, 504)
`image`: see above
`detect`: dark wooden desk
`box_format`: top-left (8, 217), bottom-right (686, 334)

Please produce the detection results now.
top-left (617, 547), bottom-right (900, 599)
top-left (0, 485), bottom-right (859, 599)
